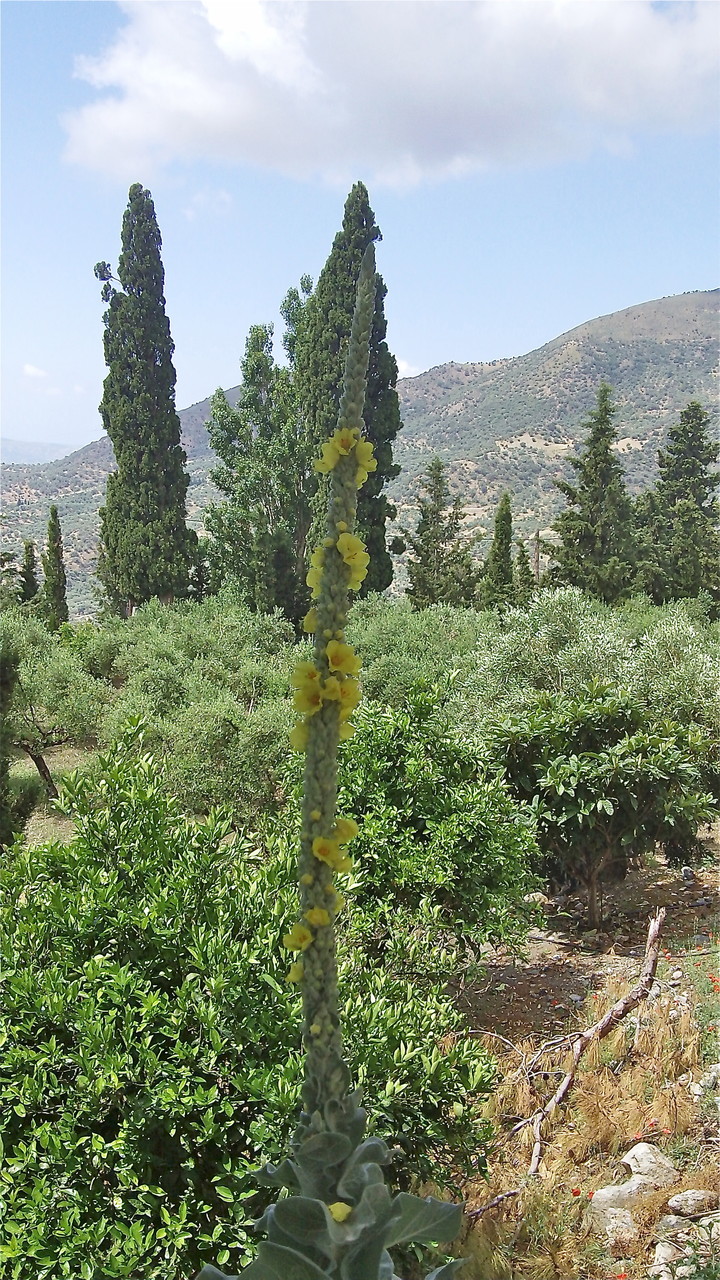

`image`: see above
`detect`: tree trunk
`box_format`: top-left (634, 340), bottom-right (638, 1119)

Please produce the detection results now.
top-left (586, 869), bottom-right (601, 930)
top-left (26, 750), bottom-right (58, 799)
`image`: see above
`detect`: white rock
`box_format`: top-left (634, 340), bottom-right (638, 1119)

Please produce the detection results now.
top-left (620, 1143), bottom-right (679, 1188)
top-left (656, 1215), bottom-right (689, 1235)
top-left (689, 1082), bottom-right (704, 1097)
top-left (671, 968), bottom-right (683, 979)
top-left (649, 1239), bottom-right (682, 1279)
top-left (588, 1204), bottom-right (638, 1247)
top-left (667, 1189), bottom-right (719, 1217)
top-left (590, 1175), bottom-right (657, 1210)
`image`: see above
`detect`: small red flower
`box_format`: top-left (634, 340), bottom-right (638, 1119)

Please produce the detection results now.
top-left (587, 1191), bottom-right (594, 1199)
top-left (571, 1188), bottom-right (581, 1196)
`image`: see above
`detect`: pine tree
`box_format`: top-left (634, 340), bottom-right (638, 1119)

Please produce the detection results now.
top-left (549, 384), bottom-right (635, 604)
top-left (95, 183), bottom-right (196, 614)
top-left (207, 323), bottom-right (312, 625)
top-left (294, 182), bottom-right (402, 593)
top-left (404, 457), bottom-right (481, 609)
top-left (483, 492), bottom-right (514, 607)
top-left (513, 538), bottom-right (536, 607)
top-left (18, 540), bottom-right (40, 603)
top-left (41, 505), bottom-right (68, 631)
top-left (635, 402), bottom-right (720, 606)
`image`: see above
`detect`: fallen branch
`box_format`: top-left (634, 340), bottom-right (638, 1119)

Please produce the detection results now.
top-left (467, 908), bottom-right (666, 1213)
top-left (466, 1189), bottom-right (522, 1220)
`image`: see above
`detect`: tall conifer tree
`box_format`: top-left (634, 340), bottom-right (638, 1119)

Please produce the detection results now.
top-left (207, 323), bottom-right (311, 625)
top-left (635, 401), bottom-right (720, 606)
top-left (549, 384), bottom-right (635, 603)
top-left (483, 492), bottom-right (514, 607)
top-left (18, 541), bottom-right (39, 603)
top-left (41, 505), bottom-right (68, 631)
top-left (404, 457), bottom-right (481, 608)
top-left (294, 182), bottom-right (402, 593)
top-left (513, 538), bottom-right (536, 607)
top-left (95, 183), bottom-right (195, 614)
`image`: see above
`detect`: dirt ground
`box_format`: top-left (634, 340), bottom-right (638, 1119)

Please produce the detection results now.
top-left (453, 847), bottom-right (719, 1042)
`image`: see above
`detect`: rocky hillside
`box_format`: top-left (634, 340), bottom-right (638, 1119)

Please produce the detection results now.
top-left (2, 290), bottom-right (717, 615)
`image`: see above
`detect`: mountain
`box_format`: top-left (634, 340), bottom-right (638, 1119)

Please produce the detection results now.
top-left (1, 290), bottom-right (717, 615)
top-left (392, 288), bottom-right (719, 528)
top-left (1, 439), bottom-right (73, 464)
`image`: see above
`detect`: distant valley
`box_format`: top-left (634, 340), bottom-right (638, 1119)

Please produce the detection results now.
top-left (2, 289), bottom-right (717, 615)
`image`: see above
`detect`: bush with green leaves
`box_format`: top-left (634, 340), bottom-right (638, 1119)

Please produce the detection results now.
top-left (0, 731), bottom-right (494, 1279)
top-left (452, 588), bottom-right (720, 735)
top-left (489, 681), bottom-right (720, 927)
top-left (331, 685), bottom-right (541, 968)
top-left (345, 596), bottom-right (490, 707)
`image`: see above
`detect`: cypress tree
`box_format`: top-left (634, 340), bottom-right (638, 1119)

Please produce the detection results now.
top-left (635, 401), bottom-right (720, 606)
top-left (18, 540), bottom-right (40, 603)
top-left (483, 492), bottom-right (514, 607)
top-left (513, 538), bottom-right (536, 607)
top-left (41, 505), bottom-right (68, 631)
top-left (405, 457), bottom-right (481, 609)
top-left (294, 182), bottom-right (402, 593)
top-left (95, 183), bottom-right (195, 614)
top-left (549, 384), bottom-right (635, 603)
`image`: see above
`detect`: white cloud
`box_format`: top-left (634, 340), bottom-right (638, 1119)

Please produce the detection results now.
top-left (63, 0), bottom-right (720, 186)
top-left (23, 363), bottom-right (48, 379)
top-left (182, 185), bottom-right (233, 221)
top-left (397, 358), bottom-right (422, 380)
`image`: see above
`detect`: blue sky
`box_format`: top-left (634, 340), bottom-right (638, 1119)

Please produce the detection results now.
top-left (2, 0), bottom-right (718, 452)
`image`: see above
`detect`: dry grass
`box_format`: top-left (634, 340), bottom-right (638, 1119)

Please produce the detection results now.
top-left (451, 955), bottom-right (719, 1280)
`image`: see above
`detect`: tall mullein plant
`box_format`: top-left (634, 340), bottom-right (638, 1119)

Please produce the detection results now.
top-left (198, 248), bottom-right (464, 1280)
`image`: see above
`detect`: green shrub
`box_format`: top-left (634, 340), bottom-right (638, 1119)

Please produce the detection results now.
top-left (333, 686), bottom-right (541, 965)
top-left (489, 681), bottom-right (720, 927)
top-left (346, 595), bottom-right (491, 705)
top-left (0, 731), bottom-right (493, 1278)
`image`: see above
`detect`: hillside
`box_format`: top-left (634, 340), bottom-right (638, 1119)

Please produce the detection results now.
top-left (393, 288), bottom-right (719, 528)
top-left (2, 290), bottom-right (717, 615)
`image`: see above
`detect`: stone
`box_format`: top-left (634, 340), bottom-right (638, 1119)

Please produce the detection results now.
top-left (655, 1215), bottom-right (688, 1235)
top-left (671, 968), bottom-right (683, 979)
top-left (649, 1239), bottom-right (682, 1279)
top-left (588, 1204), bottom-right (638, 1248)
top-left (680, 867), bottom-right (696, 881)
top-left (667, 1190), bottom-right (719, 1217)
top-left (689, 1082), bottom-right (703, 1097)
top-left (590, 1175), bottom-right (657, 1211)
top-left (620, 1143), bottom-right (679, 1188)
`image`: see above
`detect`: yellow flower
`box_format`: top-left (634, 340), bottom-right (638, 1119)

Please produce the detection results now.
top-left (331, 426), bottom-right (359, 455)
top-left (334, 816), bottom-right (359, 844)
top-left (309, 546), bottom-right (326, 570)
top-left (302, 608), bottom-right (318, 633)
top-left (293, 686), bottom-right (323, 716)
top-left (306, 565), bottom-right (323, 598)
top-left (336, 531), bottom-right (367, 566)
top-left (282, 923), bottom-right (314, 951)
top-left (312, 836), bottom-right (343, 866)
top-left (289, 722), bottom-right (309, 752)
top-left (287, 962), bottom-right (304, 983)
top-left (321, 675), bottom-right (341, 701)
top-left (337, 678), bottom-right (361, 719)
top-left (314, 441), bottom-right (341, 473)
top-left (356, 468), bottom-right (369, 488)
top-left (291, 661), bottom-right (320, 689)
top-left (328, 1202), bottom-right (353, 1222)
top-left (326, 640), bottom-right (362, 676)
top-left (305, 907), bottom-right (331, 927)
top-left (355, 439), bottom-right (377, 472)
top-left (339, 722), bottom-right (355, 741)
